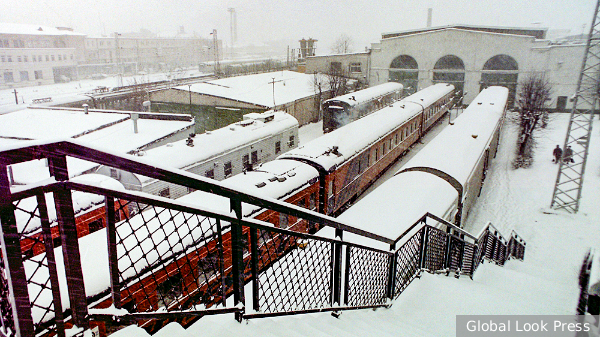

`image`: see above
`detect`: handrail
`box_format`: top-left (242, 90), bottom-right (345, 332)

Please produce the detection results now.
top-left (392, 212), bottom-right (477, 247)
top-left (0, 140), bottom-right (394, 245)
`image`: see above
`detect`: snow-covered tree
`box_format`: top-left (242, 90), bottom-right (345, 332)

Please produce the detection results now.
top-left (513, 74), bottom-right (552, 168)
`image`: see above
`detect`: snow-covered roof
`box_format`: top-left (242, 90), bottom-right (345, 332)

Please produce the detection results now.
top-left (324, 82), bottom-right (403, 107)
top-left (280, 84), bottom-right (454, 172)
top-left (0, 23), bottom-right (85, 36)
top-left (175, 71), bottom-right (317, 108)
top-left (179, 159), bottom-right (318, 217)
top-left (0, 108), bottom-right (128, 141)
top-left (4, 109), bottom-right (194, 184)
top-left (337, 86), bottom-right (509, 242)
top-left (135, 111), bottom-right (297, 180)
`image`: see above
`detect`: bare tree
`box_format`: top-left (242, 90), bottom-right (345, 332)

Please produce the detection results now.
top-left (513, 74), bottom-right (552, 168)
top-left (326, 66), bottom-right (349, 98)
top-left (331, 34), bottom-right (353, 54)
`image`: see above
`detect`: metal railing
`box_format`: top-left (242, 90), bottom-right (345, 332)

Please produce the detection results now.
top-left (0, 141), bottom-right (527, 336)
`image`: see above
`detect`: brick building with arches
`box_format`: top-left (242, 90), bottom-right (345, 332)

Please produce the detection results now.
top-left (307, 25), bottom-right (585, 110)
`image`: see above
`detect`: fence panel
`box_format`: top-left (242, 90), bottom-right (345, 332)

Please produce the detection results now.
top-left (423, 226), bottom-right (448, 272)
top-left (393, 227), bottom-right (423, 297)
top-left (255, 227), bottom-right (332, 313)
top-left (345, 245), bottom-right (391, 307)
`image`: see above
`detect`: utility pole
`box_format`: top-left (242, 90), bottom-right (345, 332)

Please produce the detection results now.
top-left (13, 89), bottom-right (18, 104)
top-left (550, 0), bottom-right (600, 213)
top-left (269, 77), bottom-right (283, 108)
top-left (212, 29), bottom-right (220, 76)
top-left (115, 32), bottom-right (122, 87)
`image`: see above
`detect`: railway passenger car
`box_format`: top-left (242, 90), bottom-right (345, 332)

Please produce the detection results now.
top-left (322, 82), bottom-right (403, 133)
top-left (95, 111), bottom-right (299, 199)
top-left (337, 86), bottom-right (510, 242)
top-left (282, 83), bottom-right (455, 216)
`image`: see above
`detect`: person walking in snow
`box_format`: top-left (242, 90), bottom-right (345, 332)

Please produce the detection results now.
top-left (563, 146), bottom-right (574, 164)
top-left (552, 145), bottom-right (562, 164)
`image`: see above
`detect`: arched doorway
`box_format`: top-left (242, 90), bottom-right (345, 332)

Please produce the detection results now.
top-left (433, 55), bottom-right (465, 94)
top-left (481, 54), bottom-right (518, 106)
top-left (389, 55), bottom-right (418, 94)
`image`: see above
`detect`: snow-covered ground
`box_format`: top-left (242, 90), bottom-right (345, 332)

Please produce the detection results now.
top-left (108, 112), bottom-right (600, 336)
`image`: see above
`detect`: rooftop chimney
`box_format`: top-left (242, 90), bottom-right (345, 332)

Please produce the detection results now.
top-left (427, 8), bottom-right (433, 28)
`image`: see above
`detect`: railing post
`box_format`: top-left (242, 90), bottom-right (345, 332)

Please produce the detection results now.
top-left (331, 229), bottom-right (343, 306)
top-left (48, 154), bottom-right (89, 327)
top-left (0, 164), bottom-right (35, 337)
top-left (216, 219), bottom-right (226, 307)
top-left (343, 245), bottom-right (351, 305)
top-left (387, 252), bottom-right (397, 299)
top-left (229, 198), bottom-right (244, 321)
top-left (419, 226), bottom-right (429, 269)
top-left (37, 194), bottom-right (66, 337)
top-left (105, 196), bottom-right (121, 309)
top-left (250, 227), bottom-right (259, 312)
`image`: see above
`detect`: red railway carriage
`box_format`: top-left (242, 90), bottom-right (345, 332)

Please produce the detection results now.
top-left (280, 83), bottom-right (456, 216)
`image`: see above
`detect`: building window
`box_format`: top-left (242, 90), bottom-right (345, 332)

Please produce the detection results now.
top-left (17, 56), bottom-right (21, 62)
top-left (0, 56), bottom-right (4, 62)
top-left (51, 55), bottom-right (55, 61)
top-left (45, 55), bottom-right (49, 61)
top-left (275, 141), bottom-right (281, 154)
top-left (224, 161), bottom-right (232, 177)
top-left (349, 62), bottom-right (362, 73)
top-left (205, 169), bottom-right (214, 179)
top-left (158, 188), bottom-right (170, 198)
top-left (58, 55), bottom-right (62, 61)
top-left (13, 40), bottom-right (19, 48)
top-left (7, 56), bottom-right (11, 62)
top-left (32, 55), bottom-right (36, 62)
top-left (330, 61), bottom-right (342, 72)
top-left (20, 71), bottom-right (29, 81)
top-left (23, 56), bottom-right (28, 62)
top-left (34, 71), bottom-right (43, 80)
top-left (4, 72), bottom-right (14, 83)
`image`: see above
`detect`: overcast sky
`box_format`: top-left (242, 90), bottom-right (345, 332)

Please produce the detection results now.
top-left (2, 0), bottom-right (596, 54)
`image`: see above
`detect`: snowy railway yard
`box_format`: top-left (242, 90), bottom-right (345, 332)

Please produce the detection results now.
top-left (1, 87), bottom-right (599, 336)
top-left (109, 112), bottom-right (600, 336)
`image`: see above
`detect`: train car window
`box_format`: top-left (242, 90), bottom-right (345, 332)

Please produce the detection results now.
top-left (205, 169), bottom-right (214, 179)
top-left (390, 139), bottom-right (393, 149)
top-left (395, 133), bottom-right (399, 145)
top-left (358, 158), bottom-right (362, 173)
top-left (224, 161), bottom-right (232, 177)
top-left (159, 188), bottom-right (170, 198)
top-left (289, 135), bottom-right (295, 147)
top-left (366, 152), bottom-right (370, 167)
top-left (279, 212), bottom-right (289, 228)
top-left (383, 142), bottom-right (387, 155)
top-left (251, 151), bottom-right (258, 164)
top-left (242, 154), bottom-right (249, 169)
top-left (275, 141), bottom-right (281, 154)
top-left (375, 148), bottom-right (379, 161)
top-left (309, 193), bottom-right (316, 210)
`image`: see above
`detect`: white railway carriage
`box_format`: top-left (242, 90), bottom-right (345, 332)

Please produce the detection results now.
top-left (96, 111), bottom-right (299, 199)
top-left (281, 83), bottom-right (455, 216)
top-left (336, 86), bottom-right (509, 242)
top-left (322, 82), bottom-right (403, 133)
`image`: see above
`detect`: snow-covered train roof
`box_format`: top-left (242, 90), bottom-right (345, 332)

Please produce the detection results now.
top-left (403, 83), bottom-right (455, 107)
top-left (337, 86), bottom-right (508, 245)
top-left (135, 111), bottom-right (298, 179)
top-left (179, 159), bottom-right (318, 217)
top-left (323, 82), bottom-right (403, 107)
top-left (279, 84), bottom-right (454, 172)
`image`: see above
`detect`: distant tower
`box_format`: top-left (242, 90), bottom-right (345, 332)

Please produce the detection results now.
top-left (212, 29), bottom-right (220, 75)
top-left (228, 8), bottom-right (237, 58)
top-left (427, 8), bottom-right (433, 27)
top-left (299, 38), bottom-right (317, 61)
